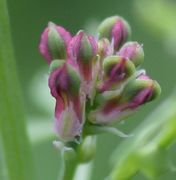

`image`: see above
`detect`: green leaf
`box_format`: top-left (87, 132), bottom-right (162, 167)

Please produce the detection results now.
top-left (0, 0), bottom-right (36, 179)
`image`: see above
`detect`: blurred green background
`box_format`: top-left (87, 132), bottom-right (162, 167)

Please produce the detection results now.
top-left (7, 0), bottom-right (176, 179)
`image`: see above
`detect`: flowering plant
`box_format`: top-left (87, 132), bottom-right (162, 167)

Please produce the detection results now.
top-left (39, 16), bottom-right (161, 179)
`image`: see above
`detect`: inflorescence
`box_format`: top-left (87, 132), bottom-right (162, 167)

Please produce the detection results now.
top-left (39, 16), bottom-right (161, 143)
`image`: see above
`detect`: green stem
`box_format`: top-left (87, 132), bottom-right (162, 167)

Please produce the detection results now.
top-left (61, 135), bottom-right (96, 180)
top-left (0, 0), bottom-right (35, 180)
top-left (63, 156), bottom-right (78, 180)
top-left (62, 155), bottom-right (93, 180)
top-left (73, 162), bottom-right (93, 180)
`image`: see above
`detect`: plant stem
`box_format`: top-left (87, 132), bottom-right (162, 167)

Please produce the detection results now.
top-left (62, 156), bottom-right (78, 180)
top-left (0, 0), bottom-right (35, 180)
top-left (61, 135), bottom-right (96, 180)
top-left (62, 156), bottom-right (93, 180)
top-left (73, 162), bottom-right (93, 180)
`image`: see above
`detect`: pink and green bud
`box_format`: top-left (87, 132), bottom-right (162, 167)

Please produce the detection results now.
top-left (39, 22), bottom-right (72, 64)
top-left (98, 55), bottom-right (135, 92)
top-left (98, 16), bottom-right (131, 50)
top-left (120, 74), bottom-right (161, 106)
top-left (48, 62), bottom-right (83, 141)
top-left (118, 42), bottom-right (144, 67)
top-left (98, 38), bottom-right (113, 59)
top-left (54, 99), bottom-right (82, 142)
top-left (89, 74), bottom-right (161, 125)
top-left (68, 31), bottom-right (98, 95)
top-left (49, 60), bottom-right (81, 108)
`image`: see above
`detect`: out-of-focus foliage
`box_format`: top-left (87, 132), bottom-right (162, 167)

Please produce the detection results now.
top-left (134, 0), bottom-right (176, 56)
top-left (110, 91), bottom-right (176, 179)
top-left (135, 0), bottom-right (176, 36)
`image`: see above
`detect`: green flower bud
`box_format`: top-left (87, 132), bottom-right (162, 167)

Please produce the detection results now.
top-left (98, 55), bottom-right (135, 92)
top-left (118, 42), bottom-right (144, 67)
top-left (120, 74), bottom-right (161, 105)
top-left (39, 22), bottom-right (71, 64)
top-left (98, 16), bottom-right (131, 50)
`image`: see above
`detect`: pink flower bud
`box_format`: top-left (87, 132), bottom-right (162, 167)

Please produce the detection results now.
top-left (89, 74), bottom-right (161, 125)
top-left (48, 61), bottom-right (83, 141)
top-left (68, 31), bottom-right (98, 95)
top-left (39, 22), bottom-right (72, 64)
top-left (98, 16), bottom-right (131, 50)
top-left (118, 42), bottom-right (144, 67)
top-left (54, 98), bottom-right (82, 142)
top-left (98, 55), bottom-right (135, 92)
top-left (124, 74), bottom-right (161, 105)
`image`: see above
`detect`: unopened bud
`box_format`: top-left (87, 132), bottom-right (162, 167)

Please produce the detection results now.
top-left (98, 16), bottom-right (130, 50)
top-left (118, 42), bottom-right (144, 67)
top-left (98, 55), bottom-right (135, 92)
top-left (68, 31), bottom-right (98, 95)
top-left (121, 74), bottom-right (161, 106)
top-left (49, 62), bottom-right (81, 98)
top-left (48, 62), bottom-right (82, 142)
top-left (39, 22), bottom-right (71, 63)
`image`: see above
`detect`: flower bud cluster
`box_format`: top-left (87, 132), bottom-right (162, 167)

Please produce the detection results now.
top-left (39, 16), bottom-right (161, 142)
